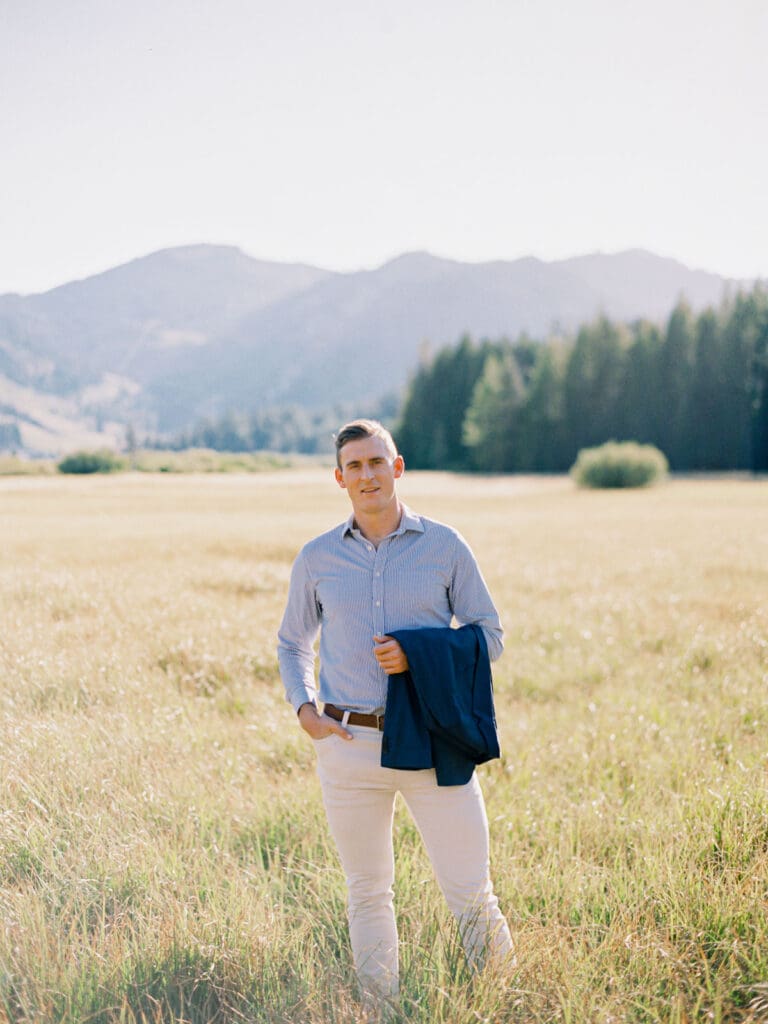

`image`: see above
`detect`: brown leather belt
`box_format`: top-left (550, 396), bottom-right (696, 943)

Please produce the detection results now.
top-left (324, 703), bottom-right (384, 731)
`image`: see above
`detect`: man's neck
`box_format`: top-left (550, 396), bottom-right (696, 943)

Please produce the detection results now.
top-left (353, 502), bottom-right (404, 548)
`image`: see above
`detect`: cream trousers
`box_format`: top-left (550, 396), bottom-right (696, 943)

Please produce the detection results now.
top-left (312, 723), bottom-right (513, 998)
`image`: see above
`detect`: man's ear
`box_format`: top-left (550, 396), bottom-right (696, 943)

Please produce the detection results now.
top-left (335, 467), bottom-right (346, 489)
top-left (393, 455), bottom-right (405, 479)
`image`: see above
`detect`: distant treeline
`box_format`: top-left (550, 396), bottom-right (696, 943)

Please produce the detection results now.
top-left (167, 287), bottom-right (768, 473)
top-left (397, 287), bottom-right (768, 473)
top-left (166, 397), bottom-right (399, 456)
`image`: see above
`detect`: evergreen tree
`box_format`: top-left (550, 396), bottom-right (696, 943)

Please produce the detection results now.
top-left (397, 336), bottom-right (490, 469)
top-left (516, 343), bottom-right (568, 471)
top-left (463, 346), bottom-right (525, 471)
top-left (508, 335), bottom-right (540, 386)
top-left (719, 292), bottom-right (759, 469)
top-left (563, 316), bottom-right (629, 463)
top-left (747, 287), bottom-right (768, 471)
top-left (658, 302), bottom-right (695, 468)
top-left (688, 310), bottom-right (726, 469)
top-left (621, 321), bottom-right (664, 446)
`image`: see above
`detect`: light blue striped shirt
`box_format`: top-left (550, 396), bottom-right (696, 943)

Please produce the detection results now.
top-left (277, 505), bottom-right (504, 714)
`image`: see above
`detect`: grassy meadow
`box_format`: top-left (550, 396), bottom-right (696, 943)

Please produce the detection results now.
top-left (1, 470), bottom-right (767, 1023)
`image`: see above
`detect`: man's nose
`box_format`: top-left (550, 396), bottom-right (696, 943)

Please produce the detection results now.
top-left (360, 462), bottom-right (374, 479)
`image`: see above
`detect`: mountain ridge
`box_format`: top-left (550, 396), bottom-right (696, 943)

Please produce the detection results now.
top-left (0, 244), bottom-right (751, 455)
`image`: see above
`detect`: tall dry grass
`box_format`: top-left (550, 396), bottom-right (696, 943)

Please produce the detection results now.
top-left (1, 470), bottom-right (766, 1023)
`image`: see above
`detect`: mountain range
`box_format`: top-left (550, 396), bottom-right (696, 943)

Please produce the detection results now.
top-left (0, 244), bottom-right (749, 455)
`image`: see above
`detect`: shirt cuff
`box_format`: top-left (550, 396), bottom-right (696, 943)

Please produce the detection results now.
top-left (288, 683), bottom-right (318, 714)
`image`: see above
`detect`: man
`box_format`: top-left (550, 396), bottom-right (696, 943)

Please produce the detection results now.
top-left (277, 419), bottom-right (513, 1008)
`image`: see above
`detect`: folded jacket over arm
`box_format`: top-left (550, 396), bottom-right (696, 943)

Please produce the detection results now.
top-left (381, 623), bottom-right (501, 786)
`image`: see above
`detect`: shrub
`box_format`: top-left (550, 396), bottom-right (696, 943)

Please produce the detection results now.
top-left (570, 441), bottom-right (668, 489)
top-left (57, 450), bottom-right (125, 474)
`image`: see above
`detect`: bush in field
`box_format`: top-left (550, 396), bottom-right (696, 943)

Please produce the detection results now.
top-left (57, 450), bottom-right (125, 474)
top-left (571, 441), bottom-right (668, 488)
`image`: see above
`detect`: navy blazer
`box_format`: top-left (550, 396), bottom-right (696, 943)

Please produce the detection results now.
top-left (380, 623), bottom-right (501, 786)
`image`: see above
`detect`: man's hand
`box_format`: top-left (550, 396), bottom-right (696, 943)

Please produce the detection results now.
top-left (297, 702), bottom-right (353, 740)
top-left (373, 635), bottom-right (409, 675)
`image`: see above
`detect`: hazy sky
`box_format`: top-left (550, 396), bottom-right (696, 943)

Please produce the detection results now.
top-left (2, 0), bottom-right (766, 295)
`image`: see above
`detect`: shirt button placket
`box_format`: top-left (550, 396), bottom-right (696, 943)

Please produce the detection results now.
top-left (373, 546), bottom-right (385, 633)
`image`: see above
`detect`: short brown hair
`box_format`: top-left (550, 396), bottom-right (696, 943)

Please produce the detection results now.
top-left (334, 419), bottom-right (398, 468)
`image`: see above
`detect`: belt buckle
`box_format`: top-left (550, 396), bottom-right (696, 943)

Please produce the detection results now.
top-left (375, 714), bottom-right (384, 731)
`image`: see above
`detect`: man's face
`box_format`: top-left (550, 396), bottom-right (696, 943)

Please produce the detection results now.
top-left (335, 436), bottom-right (404, 516)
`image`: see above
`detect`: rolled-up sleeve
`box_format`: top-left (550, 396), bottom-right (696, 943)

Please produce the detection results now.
top-left (448, 532), bottom-right (504, 662)
top-left (277, 550), bottom-right (321, 712)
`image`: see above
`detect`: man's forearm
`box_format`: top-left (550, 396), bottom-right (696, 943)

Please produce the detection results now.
top-left (277, 637), bottom-right (319, 713)
top-left (480, 623), bottom-right (504, 662)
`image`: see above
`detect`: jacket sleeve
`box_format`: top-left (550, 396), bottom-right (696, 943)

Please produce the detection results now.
top-left (448, 531), bottom-right (504, 662)
top-left (277, 549), bottom-right (321, 712)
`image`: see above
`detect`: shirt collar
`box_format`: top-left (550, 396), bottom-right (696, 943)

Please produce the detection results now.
top-left (341, 504), bottom-right (425, 540)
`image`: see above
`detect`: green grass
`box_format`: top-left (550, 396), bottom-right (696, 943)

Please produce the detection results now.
top-left (126, 448), bottom-right (299, 473)
top-left (1, 449), bottom-right (315, 478)
top-left (0, 470), bottom-right (766, 1022)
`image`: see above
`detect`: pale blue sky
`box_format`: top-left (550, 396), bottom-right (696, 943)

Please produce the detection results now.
top-left (1, 0), bottom-right (766, 294)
